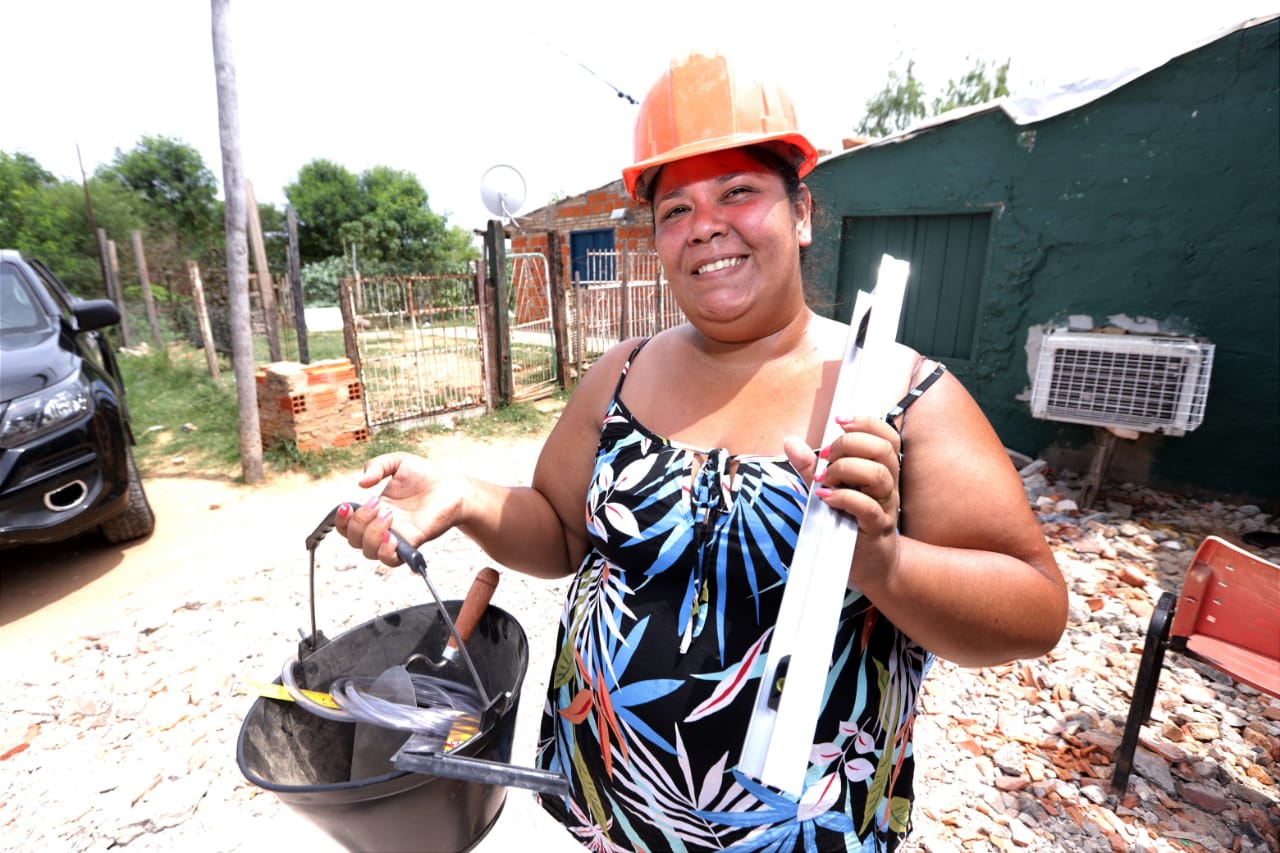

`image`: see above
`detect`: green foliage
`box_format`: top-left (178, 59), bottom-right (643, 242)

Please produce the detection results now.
top-left (856, 58), bottom-right (1011, 137)
top-left (257, 201), bottom-right (289, 271)
top-left (298, 254), bottom-right (408, 307)
top-left (285, 159), bottom-right (363, 264)
top-left (102, 135), bottom-right (219, 245)
top-left (0, 152), bottom-right (152, 296)
top-left (857, 60), bottom-right (929, 138)
top-left (121, 340), bottom-right (557, 482)
top-left (933, 58), bottom-right (1011, 115)
top-left (286, 159), bottom-right (478, 272)
top-left (263, 422), bottom-right (418, 478)
top-left (4, 144), bottom-right (473, 311)
top-left (452, 394), bottom-right (567, 439)
top-left (300, 255), bottom-right (347, 306)
top-left (3, 138), bottom-right (225, 295)
top-left (120, 344), bottom-right (243, 471)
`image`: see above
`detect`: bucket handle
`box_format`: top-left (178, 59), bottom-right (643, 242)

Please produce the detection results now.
top-left (305, 503), bottom-right (492, 708)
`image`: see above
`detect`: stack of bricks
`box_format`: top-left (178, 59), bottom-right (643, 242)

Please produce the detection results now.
top-left (256, 358), bottom-right (368, 453)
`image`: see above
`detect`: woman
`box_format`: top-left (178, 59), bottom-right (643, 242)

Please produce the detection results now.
top-left (338, 52), bottom-right (1065, 853)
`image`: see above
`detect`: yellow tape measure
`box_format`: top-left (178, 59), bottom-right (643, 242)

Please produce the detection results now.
top-left (235, 680), bottom-right (479, 753)
top-left (236, 680), bottom-right (341, 710)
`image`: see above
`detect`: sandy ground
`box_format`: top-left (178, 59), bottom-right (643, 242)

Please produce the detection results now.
top-left (1, 428), bottom-right (580, 851)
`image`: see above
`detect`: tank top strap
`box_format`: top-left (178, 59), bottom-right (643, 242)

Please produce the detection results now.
top-left (885, 361), bottom-right (947, 424)
top-left (611, 338), bottom-right (652, 401)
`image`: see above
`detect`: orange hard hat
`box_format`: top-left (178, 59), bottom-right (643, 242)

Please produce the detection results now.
top-left (623, 52), bottom-right (820, 200)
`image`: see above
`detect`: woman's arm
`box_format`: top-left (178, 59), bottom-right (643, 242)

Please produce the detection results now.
top-left (339, 341), bottom-right (636, 579)
top-left (790, 368), bottom-right (1066, 667)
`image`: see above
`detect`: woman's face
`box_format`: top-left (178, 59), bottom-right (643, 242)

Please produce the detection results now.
top-left (650, 148), bottom-right (812, 343)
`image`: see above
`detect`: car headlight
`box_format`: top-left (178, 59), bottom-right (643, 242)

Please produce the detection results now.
top-left (0, 371), bottom-right (92, 449)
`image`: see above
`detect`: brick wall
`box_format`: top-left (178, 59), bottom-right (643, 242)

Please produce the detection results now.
top-left (510, 178), bottom-right (655, 289)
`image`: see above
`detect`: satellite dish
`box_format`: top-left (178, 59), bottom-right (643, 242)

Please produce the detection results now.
top-left (480, 164), bottom-right (526, 220)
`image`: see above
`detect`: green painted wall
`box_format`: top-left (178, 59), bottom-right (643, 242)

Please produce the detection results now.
top-left (805, 19), bottom-right (1279, 503)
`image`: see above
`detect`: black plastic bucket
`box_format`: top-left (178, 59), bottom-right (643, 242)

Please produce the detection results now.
top-left (236, 600), bottom-right (529, 853)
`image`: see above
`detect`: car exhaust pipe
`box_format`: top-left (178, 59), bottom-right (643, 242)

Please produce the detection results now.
top-left (44, 480), bottom-right (88, 512)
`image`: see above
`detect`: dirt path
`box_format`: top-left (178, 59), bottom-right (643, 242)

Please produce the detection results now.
top-left (1, 432), bottom-right (547, 651)
top-left (1, 429), bottom-right (578, 852)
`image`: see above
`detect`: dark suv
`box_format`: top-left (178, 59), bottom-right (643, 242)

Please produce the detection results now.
top-left (0, 249), bottom-right (154, 546)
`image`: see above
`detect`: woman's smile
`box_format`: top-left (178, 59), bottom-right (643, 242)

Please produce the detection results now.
top-left (693, 256), bottom-right (746, 276)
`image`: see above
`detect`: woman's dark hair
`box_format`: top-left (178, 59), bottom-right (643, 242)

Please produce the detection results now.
top-left (637, 143), bottom-right (805, 205)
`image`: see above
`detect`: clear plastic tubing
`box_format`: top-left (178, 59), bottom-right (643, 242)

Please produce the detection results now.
top-left (281, 657), bottom-right (483, 734)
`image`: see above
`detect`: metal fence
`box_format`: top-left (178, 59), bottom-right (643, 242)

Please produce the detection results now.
top-left (341, 251), bottom-right (683, 430)
top-left (508, 253), bottom-right (558, 400)
top-left (348, 274), bottom-right (486, 429)
top-left (570, 249), bottom-right (684, 361)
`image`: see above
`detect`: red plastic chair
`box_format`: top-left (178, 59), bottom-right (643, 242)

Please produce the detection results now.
top-left (1112, 536), bottom-right (1280, 795)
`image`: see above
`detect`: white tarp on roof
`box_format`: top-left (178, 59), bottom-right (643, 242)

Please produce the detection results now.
top-left (831, 13), bottom-right (1279, 157)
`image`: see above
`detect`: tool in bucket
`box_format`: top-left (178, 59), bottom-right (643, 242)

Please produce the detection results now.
top-left (293, 503), bottom-right (569, 796)
top-left (238, 517), bottom-right (531, 852)
top-left (739, 254), bottom-right (910, 795)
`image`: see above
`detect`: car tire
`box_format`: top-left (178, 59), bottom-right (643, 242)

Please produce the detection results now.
top-left (100, 450), bottom-right (156, 544)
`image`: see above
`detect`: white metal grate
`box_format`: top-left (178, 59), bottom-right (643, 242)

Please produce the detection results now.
top-left (1030, 332), bottom-right (1214, 435)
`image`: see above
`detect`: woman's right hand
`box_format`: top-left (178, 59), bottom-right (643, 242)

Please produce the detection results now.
top-left (334, 452), bottom-right (469, 566)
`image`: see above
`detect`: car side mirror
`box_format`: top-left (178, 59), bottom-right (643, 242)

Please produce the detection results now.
top-left (72, 298), bottom-right (121, 332)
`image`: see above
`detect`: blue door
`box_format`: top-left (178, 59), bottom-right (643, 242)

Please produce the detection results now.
top-left (570, 229), bottom-right (616, 284)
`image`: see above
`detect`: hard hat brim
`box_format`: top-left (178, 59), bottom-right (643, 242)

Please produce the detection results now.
top-left (623, 131), bottom-right (820, 200)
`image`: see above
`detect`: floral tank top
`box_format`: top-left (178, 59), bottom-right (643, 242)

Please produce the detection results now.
top-left (536, 341), bottom-right (946, 852)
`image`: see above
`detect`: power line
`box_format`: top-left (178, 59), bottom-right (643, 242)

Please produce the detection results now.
top-left (526, 29), bottom-right (638, 105)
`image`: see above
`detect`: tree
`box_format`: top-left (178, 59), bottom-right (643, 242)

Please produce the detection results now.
top-left (283, 159), bottom-right (363, 264)
top-left (933, 58), bottom-right (1011, 115)
top-left (0, 151), bottom-right (149, 296)
top-left (855, 58), bottom-right (1011, 137)
top-left (285, 159), bottom-right (478, 273)
top-left (103, 134), bottom-right (219, 250)
top-left (857, 60), bottom-right (929, 138)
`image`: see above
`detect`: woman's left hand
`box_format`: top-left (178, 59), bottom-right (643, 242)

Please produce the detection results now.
top-left (783, 415), bottom-right (902, 587)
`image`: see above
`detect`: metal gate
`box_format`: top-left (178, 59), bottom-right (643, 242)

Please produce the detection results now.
top-left (508, 252), bottom-right (558, 400)
top-left (348, 274), bottom-right (486, 429)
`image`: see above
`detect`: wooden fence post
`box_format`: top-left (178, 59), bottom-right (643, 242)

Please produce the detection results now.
top-left (106, 238), bottom-right (134, 348)
top-left (96, 227), bottom-right (115, 303)
top-left (245, 180), bottom-right (281, 362)
top-left (573, 273), bottom-right (585, 379)
top-left (286, 205), bottom-right (309, 364)
top-left (131, 230), bottom-right (163, 348)
top-left (476, 257), bottom-right (497, 411)
top-left (655, 264), bottom-right (665, 332)
top-left (546, 231), bottom-right (569, 389)
top-left (618, 245), bottom-right (630, 343)
top-left (186, 260), bottom-right (220, 379)
top-left (337, 278), bottom-right (362, 374)
top-left (486, 219), bottom-right (513, 406)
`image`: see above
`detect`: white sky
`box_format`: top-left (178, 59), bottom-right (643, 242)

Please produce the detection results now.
top-left (4, 1), bottom-right (1276, 233)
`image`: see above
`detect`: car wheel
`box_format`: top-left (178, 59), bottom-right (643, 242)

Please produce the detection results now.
top-left (101, 450), bottom-right (156, 544)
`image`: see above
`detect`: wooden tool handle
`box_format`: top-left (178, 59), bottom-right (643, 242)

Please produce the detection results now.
top-left (447, 567), bottom-right (500, 651)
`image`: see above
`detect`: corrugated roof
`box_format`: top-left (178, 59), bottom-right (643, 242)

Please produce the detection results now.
top-left (824, 13), bottom-right (1280, 162)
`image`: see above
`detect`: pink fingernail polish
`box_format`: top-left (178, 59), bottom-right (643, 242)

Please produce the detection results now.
top-left (813, 469), bottom-right (826, 483)
top-left (814, 486), bottom-right (833, 499)
top-left (337, 503), bottom-right (351, 517)
top-left (834, 415), bottom-right (854, 425)
top-left (818, 445), bottom-right (831, 460)
top-left (382, 530), bottom-right (390, 544)
top-left (363, 495), bottom-right (380, 510)
top-left (377, 506), bottom-right (393, 521)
